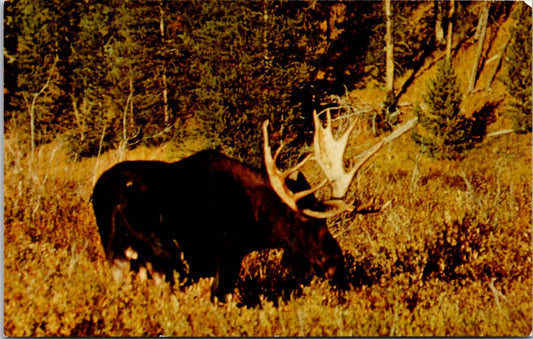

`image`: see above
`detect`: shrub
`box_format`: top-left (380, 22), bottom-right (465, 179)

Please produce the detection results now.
top-left (412, 61), bottom-right (475, 159)
top-left (504, 3), bottom-right (532, 133)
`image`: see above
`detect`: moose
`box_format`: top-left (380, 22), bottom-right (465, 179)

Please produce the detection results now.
top-left (92, 108), bottom-right (416, 302)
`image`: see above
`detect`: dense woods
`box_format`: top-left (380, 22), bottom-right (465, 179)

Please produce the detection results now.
top-left (5, 0), bottom-right (529, 162)
top-left (3, 1), bottom-right (532, 336)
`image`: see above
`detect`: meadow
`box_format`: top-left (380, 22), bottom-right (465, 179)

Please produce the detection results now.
top-left (3, 121), bottom-right (532, 336)
top-left (4, 0), bottom-right (532, 336)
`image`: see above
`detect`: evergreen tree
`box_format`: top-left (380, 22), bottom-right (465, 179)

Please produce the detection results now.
top-left (5, 0), bottom-right (81, 148)
top-left (66, 1), bottom-right (187, 157)
top-left (106, 1), bottom-right (179, 143)
top-left (412, 61), bottom-right (474, 159)
top-left (182, 1), bottom-right (324, 166)
top-left (504, 3), bottom-right (532, 133)
top-left (66, 0), bottom-right (116, 157)
top-left (364, 2), bottom-right (433, 83)
top-left (6, 0), bottom-right (63, 147)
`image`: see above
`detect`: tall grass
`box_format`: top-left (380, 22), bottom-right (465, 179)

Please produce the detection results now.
top-left (3, 128), bottom-right (532, 336)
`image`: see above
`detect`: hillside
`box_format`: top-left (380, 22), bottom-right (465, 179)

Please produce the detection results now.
top-left (351, 1), bottom-right (519, 130)
top-left (3, 1), bottom-right (532, 336)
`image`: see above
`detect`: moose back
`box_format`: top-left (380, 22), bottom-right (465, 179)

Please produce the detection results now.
top-left (92, 149), bottom-right (347, 301)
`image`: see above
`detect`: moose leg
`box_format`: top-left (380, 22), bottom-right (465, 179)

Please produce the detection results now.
top-left (210, 256), bottom-right (242, 302)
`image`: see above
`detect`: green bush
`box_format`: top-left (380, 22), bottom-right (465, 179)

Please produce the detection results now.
top-left (412, 61), bottom-right (475, 159)
top-left (504, 3), bottom-right (532, 133)
top-left (183, 1), bottom-right (322, 167)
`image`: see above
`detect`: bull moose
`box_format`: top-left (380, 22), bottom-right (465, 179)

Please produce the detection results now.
top-left (92, 108), bottom-right (416, 302)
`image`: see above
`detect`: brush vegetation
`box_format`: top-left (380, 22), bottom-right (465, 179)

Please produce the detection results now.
top-left (4, 1), bottom-right (532, 336)
top-left (4, 127), bottom-right (531, 336)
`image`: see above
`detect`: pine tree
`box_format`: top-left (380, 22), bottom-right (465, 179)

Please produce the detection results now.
top-left (6, 0), bottom-right (63, 148)
top-left (65, 1), bottom-right (186, 157)
top-left (364, 2), bottom-right (433, 83)
top-left (504, 3), bottom-right (532, 133)
top-left (182, 1), bottom-right (324, 166)
top-left (412, 61), bottom-right (474, 159)
top-left (66, 0), bottom-right (116, 158)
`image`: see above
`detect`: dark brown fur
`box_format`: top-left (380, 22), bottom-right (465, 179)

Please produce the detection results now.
top-left (92, 149), bottom-right (346, 301)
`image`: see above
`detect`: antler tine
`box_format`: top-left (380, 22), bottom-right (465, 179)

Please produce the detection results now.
top-left (314, 110), bottom-right (418, 199)
top-left (315, 107), bottom-right (358, 141)
top-left (262, 120), bottom-right (277, 175)
top-left (325, 107), bottom-right (332, 128)
top-left (293, 178), bottom-right (328, 202)
top-left (263, 120), bottom-right (324, 214)
top-left (313, 109), bottom-right (358, 199)
top-left (264, 119), bottom-right (356, 219)
top-left (273, 140), bottom-right (284, 164)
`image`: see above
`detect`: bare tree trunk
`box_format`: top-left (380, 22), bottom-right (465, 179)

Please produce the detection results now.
top-left (92, 120), bottom-right (108, 186)
top-left (486, 36), bottom-right (510, 90)
top-left (160, 3), bottom-right (169, 123)
top-left (263, 0), bottom-right (269, 63)
top-left (71, 95), bottom-right (94, 143)
top-left (24, 60), bottom-right (56, 162)
top-left (445, 0), bottom-right (455, 63)
top-left (162, 74), bottom-right (169, 123)
top-left (434, 1), bottom-right (445, 45)
top-left (468, 1), bottom-right (490, 93)
top-left (385, 0), bottom-right (394, 97)
top-left (25, 95), bottom-right (35, 158)
top-left (159, 3), bottom-right (165, 37)
top-left (119, 78), bottom-right (134, 161)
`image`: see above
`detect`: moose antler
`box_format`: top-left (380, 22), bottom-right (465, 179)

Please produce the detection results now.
top-left (263, 113), bottom-right (417, 219)
top-left (263, 121), bottom-right (330, 217)
top-left (313, 108), bottom-right (358, 199)
top-left (263, 120), bottom-right (362, 219)
top-left (313, 109), bottom-right (418, 199)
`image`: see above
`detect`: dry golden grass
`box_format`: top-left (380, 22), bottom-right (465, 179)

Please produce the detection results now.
top-left (5, 2), bottom-right (531, 335)
top-left (4, 122), bottom-right (531, 336)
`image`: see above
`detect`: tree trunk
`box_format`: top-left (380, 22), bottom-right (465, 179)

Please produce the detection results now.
top-left (162, 74), bottom-right (169, 123)
top-left (486, 37), bottom-right (510, 90)
top-left (434, 1), bottom-right (445, 45)
top-left (25, 60), bottom-right (56, 162)
top-left (160, 3), bottom-right (169, 123)
top-left (120, 77), bottom-right (134, 160)
top-left (468, 1), bottom-right (490, 93)
top-left (385, 0), bottom-right (394, 97)
top-left (445, 0), bottom-right (455, 63)
top-left (28, 95), bottom-right (36, 159)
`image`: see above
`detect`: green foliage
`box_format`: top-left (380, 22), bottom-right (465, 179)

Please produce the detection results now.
top-left (181, 1), bottom-right (323, 166)
top-left (413, 61), bottom-right (475, 159)
top-left (64, 1), bottom-right (116, 158)
top-left (5, 1), bottom-right (326, 161)
top-left (3, 2), bottom-right (531, 335)
top-left (504, 3), bottom-right (532, 133)
top-left (364, 1), bottom-right (434, 82)
top-left (4, 0), bottom-right (65, 145)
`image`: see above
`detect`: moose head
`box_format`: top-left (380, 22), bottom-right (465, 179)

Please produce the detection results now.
top-left (263, 108), bottom-right (418, 217)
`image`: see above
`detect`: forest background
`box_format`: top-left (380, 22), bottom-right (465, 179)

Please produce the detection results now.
top-left (3, 0), bottom-right (533, 336)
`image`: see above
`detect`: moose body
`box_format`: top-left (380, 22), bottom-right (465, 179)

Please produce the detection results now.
top-left (92, 149), bottom-right (346, 301)
top-left (92, 110), bottom-right (416, 302)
